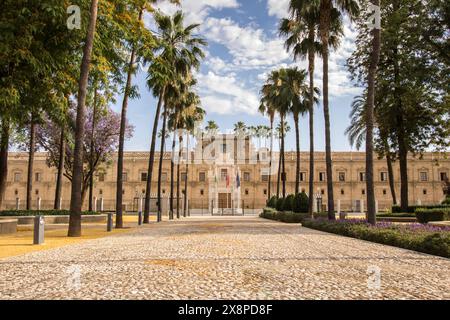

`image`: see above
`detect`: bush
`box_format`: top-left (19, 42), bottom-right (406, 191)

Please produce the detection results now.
top-left (415, 208), bottom-right (450, 223)
top-left (267, 196), bottom-right (278, 209)
top-left (260, 208), bottom-right (309, 223)
top-left (0, 210), bottom-right (100, 217)
top-left (442, 197), bottom-right (450, 205)
top-left (283, 194), bottom-right (295, 212)
top-left (293, 192), bottom-right (309, 213)
top-left (302, 219), bottom-right (450, 258)
top-left (276, 197), bottom-right (285, 211)
top-left (392, 204), bottom-right (450, 214)
top-left (376, 213), bottom-right (415, 218)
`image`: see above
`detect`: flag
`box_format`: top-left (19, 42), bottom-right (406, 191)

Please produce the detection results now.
top-left (236, 172), bottom-right (241, 188)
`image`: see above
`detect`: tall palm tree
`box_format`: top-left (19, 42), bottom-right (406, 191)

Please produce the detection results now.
top-left (365, 0), bottom-right (381, 225)
top-left (233, 121), bottom-right (247, 136)
top-left (318, 0), bottom-right (359, 219)
top-left (68, 0), bottom-right (99, 237)
top-left (205, 120), bottom-right (219, 136)
top-left (258, 102), bottom-right (276, 200)
top-left (144, 10), bottom-right (206, 223)
top-left (280, 0), bottom-right (322, 214)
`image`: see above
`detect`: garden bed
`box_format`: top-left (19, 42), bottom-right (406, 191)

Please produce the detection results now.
top-left (302, 218), bottom-right (450, 258)
top-left (0, 210), bottom-right (100, 217)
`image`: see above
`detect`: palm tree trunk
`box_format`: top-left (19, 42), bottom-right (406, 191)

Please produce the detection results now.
top-left (281, 116), bottom-right (286, 198)
top-left (0, 119), bottom-right (10, 210)
top-left (116, 9), bottom-right (142, 227)
top-left (170, 130), bottom-right (176, 220)
top-left (26, 120), bottom-right (36, 210)
top-left (386, 152), bottom-right (397, 205)
top-left (54, 125), bottom-right (65, 209)
top-left (69, 0), bottom-right (99, 237)
top-left (320, 4), bottom-right (335, 219)
top-left (176, 132), bottom-right (182, 219)
top-left (144, 87), bottom-right (166, 223)
top-left (267, 117), bottom-right (274, 200)
top-left (294, 114), bottom-right (300, 195)
top-left (308, 38), bottom-right (315, 217)
top-left (184, 133), bottom-right (189, 217)
top-left (157, 102), bottom-right (168, 222)
top-left (89, 85), bottom-right (98, 213)
top-left (277, 136), bottom-right (281, 198)
top-left (365, 0), bottom-right (381, 225)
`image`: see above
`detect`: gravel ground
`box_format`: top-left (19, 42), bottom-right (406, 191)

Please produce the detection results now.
top-left (0, 216), bottom-right (449, 300)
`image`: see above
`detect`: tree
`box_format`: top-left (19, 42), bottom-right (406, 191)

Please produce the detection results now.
top-left (205, 121), bottom-right (219, 136)
top-left (69, 0), bottom-right (99, 237)
top-left (258, 101), bottom-right (276, 201)
top-left (318, 0), bottom-right (359, 219)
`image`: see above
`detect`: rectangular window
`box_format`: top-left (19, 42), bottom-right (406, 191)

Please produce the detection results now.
top-left (140, 172), bottom-right (148, 182)
top-left (440, 172), bottom-right (448, 181)
top-left (14, 173), bottom-right (22, 182)
top-left (199, 172), bottom-right (206, 182)
top-left (161, 173), bottom-right (167, 182)
top-left (261, 174), bottom-right (269, 182)
top-left (181, 173), bottom-right (187, 181)
top-left (359, 172), bottom-right (366, 182)
top-left (98, 173), bottom-right (105, 182)
top-left (35, 172), bottom-right (41, 182)
top-left (244, 172), bottom-right (250, 182)
top-left (338, 172), bottom-right (345, 182)
top-left (222, 144), bottom-right (227, 153)
top-left (221, 169), bottom-right (227, 181)
top-left (122, 172), bottom-right (128, 182)
top-left (420, 171), bottom-right (428, 182)
top-left (300, 172), bottom-right (306, 182)
top-left (319, 172), bottom-right (326, 182)
top-left (380, 172), bottom-right (388, 182)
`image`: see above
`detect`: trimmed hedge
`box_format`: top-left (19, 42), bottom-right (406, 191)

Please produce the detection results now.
top-left (376, 213), bottom-right (415, 218)
top-left (283, 194), bottom-right (295, 211)
top-left (260, 208), bottom-right (309, 223)
top-left (302, 219), bottom-right (450, 258)
top-left (415, 208), bottom-right (450, 223)
top-left (293, 192), bottom-right (309, 213)
top-left (267, 196), bottom-right (278, 208)
top-left (0, 210), bottom-right (100, 217)
top-left (275, 198), bottom-right (285, 211)
top-left (392, 204), bottom-right (450, 214)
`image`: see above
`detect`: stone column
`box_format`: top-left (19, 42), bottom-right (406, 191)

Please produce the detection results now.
top-left (94, 197), bottom-right (97, 212)
top-left (375, 200), bottom-right (379, 215)
top-left (16, 197), bottom-right (20, 210)
top-left (99, 198), bottom-right (104, 212)
top-left (37, 197), bottom-right (41, 210)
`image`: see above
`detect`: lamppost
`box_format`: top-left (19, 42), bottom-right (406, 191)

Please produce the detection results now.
top-left (135, 190), bottom-right (144, 225)
top-left (314, 187), bottom-right (322, 214)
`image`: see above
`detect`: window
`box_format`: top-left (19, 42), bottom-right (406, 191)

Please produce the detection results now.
top-left (140, 172), bottom-right (147, 182)
top-left (200, 189), bottom-right (204, 196)
top-left (14, 172), bottom-right (22, 182)
top-left (181, 173), bottom-right (187, 181)
top-left (122, 172), bottom-right (128, 182)
top-left (362, 189), bottom-right (366, 195)
top-left (423, 189), bottom-right (427, 195)
top-left (122, 189), bottom-right (125, 195)
top-left (380, 172), bottom-right (388, 182)
top-left (341, 189), bottom-right (345, 195)
top-left (301, 189), bottom-right (305, 193)
top-left (263, 189), bottom-right (267, 195)
top-left (161, 173), bottom-right (167, 182)
top-left (182, 190), bottom-right (185, 195)
top-left (244, 172), bottom-right (250, 182)
top-left (420, 171), bottom-right (428, 182)
top-left (222, 144), bottom-right (227, 153)
top-left (261, 175), bottom-right (269, 182)
top-left (300, 172), bottom-right (306, 182)
top-left (338, 172), bottom-right (346, 182)
top-left (35, 189), bottom-right (39, 195)
top-left (321, 189), bottom-right (325, 195)
top-left (142, 189), bottom-right (145, 194)
top-left (98, 173), bottom-right (105, 182)
top-left (99, 189), bottom-right (103, 195)
top-left (359, 172), bottom-right (366, 182)
top-left (162, 189), bottom-right (166, 194)
top-left (35, 172), bottom-right (41, 182)
top-left (319, 172), bottom-right (326, 182)
top-left (440, 172), bottom-right (448, 181)
top-left (199, 172), bottom-right (206, 182)
top-left (221, 169), bottom-right (228, 181)
top-left (14, 189), bottom-right (18, 195)
top-left (383, 189), bottom-right (387, 195)
top-left (245, 189), bottom-right (249, 195)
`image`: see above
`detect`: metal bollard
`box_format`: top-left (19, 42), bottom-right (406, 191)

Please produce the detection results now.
top-left (33, 215), bottom-right (45, 245)
top-left (107, 213), bottom-right (113, 232)
top-left (138, 211), bottom-right (143, 226)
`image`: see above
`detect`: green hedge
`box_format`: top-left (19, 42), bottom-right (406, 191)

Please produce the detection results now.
top-left (302, 219), bottom-right (450, 258)
top-left (0, 210), bottom-right (100, 217)
top-left (442, 197), bottom-right (450, 205)
top-left (260, 208), bottom-right (309, 223)
top-left (267, 196), bottom-right (278, 208)
top-left (376, 213), bottom-right (416, 218)
top-left (392, 204), bottom-right (450, 213)
top-left (415, 208), bottom-right (450, 223)
top-left (293, 192), bottom-right (309, 213)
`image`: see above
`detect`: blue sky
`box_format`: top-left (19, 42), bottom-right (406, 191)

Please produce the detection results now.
top-left (111, 0), bottom-right (363, 152)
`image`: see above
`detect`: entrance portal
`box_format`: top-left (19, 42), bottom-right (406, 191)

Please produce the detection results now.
top-left (218, 193), bottom-right (231, 209)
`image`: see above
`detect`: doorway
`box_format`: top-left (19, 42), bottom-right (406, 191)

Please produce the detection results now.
top-left (218, 193), bottom-right (231, 209)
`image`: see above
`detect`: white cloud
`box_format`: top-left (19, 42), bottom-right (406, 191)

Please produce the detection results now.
top-left (202, 17), bottom-right (290, 69)
top-left (197, 71), bottom-right (260, 115)
top-left (267, 0), bottom-right (289, 19)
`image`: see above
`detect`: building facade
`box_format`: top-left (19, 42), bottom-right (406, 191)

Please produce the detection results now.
top-left (2, 135), bottom-right (449, 214)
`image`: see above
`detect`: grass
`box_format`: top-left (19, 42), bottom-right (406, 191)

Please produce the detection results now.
top-left (0, 215), bottom-right (156, 259)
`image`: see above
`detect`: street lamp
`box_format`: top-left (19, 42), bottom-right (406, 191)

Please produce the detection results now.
top-left (314, 187), bottom-right (322, 214)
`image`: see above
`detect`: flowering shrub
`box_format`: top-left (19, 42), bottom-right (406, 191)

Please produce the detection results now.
top-left (302, 219), bottom-right (450, 258)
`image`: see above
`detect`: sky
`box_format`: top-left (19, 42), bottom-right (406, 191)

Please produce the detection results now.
top-left (111, 0), bottom-right (363, 152)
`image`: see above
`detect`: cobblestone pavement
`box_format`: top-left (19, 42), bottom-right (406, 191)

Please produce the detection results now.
top-left (0, 216), bottom-right (449, 300)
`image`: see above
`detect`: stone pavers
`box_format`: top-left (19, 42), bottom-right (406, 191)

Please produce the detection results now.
top-left (0, 216), bottom-right (449, 300)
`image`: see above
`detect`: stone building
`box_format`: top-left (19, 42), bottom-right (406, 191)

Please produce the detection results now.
top-left (2, 134), bottom-right (449, 214)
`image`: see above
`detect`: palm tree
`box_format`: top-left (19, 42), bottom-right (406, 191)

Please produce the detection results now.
top-left (318, 0), bottom-right (359, 219)
top-left (68, 0), bottom-right (99, 237)
top-left (274, 120), bottom-right (291, 198)
top-left (280, 0), bottom-right (322, 214)
top-left (144, 10), bottom-right (206, 223)
top-left (233, 121), bottom-right (247, 136)
top-left (258, 102), bottom-right (276, 200)
top-left (205, 120), bottom-right (219, 136)
top-left (365, 0), bottom-right (381, 225)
